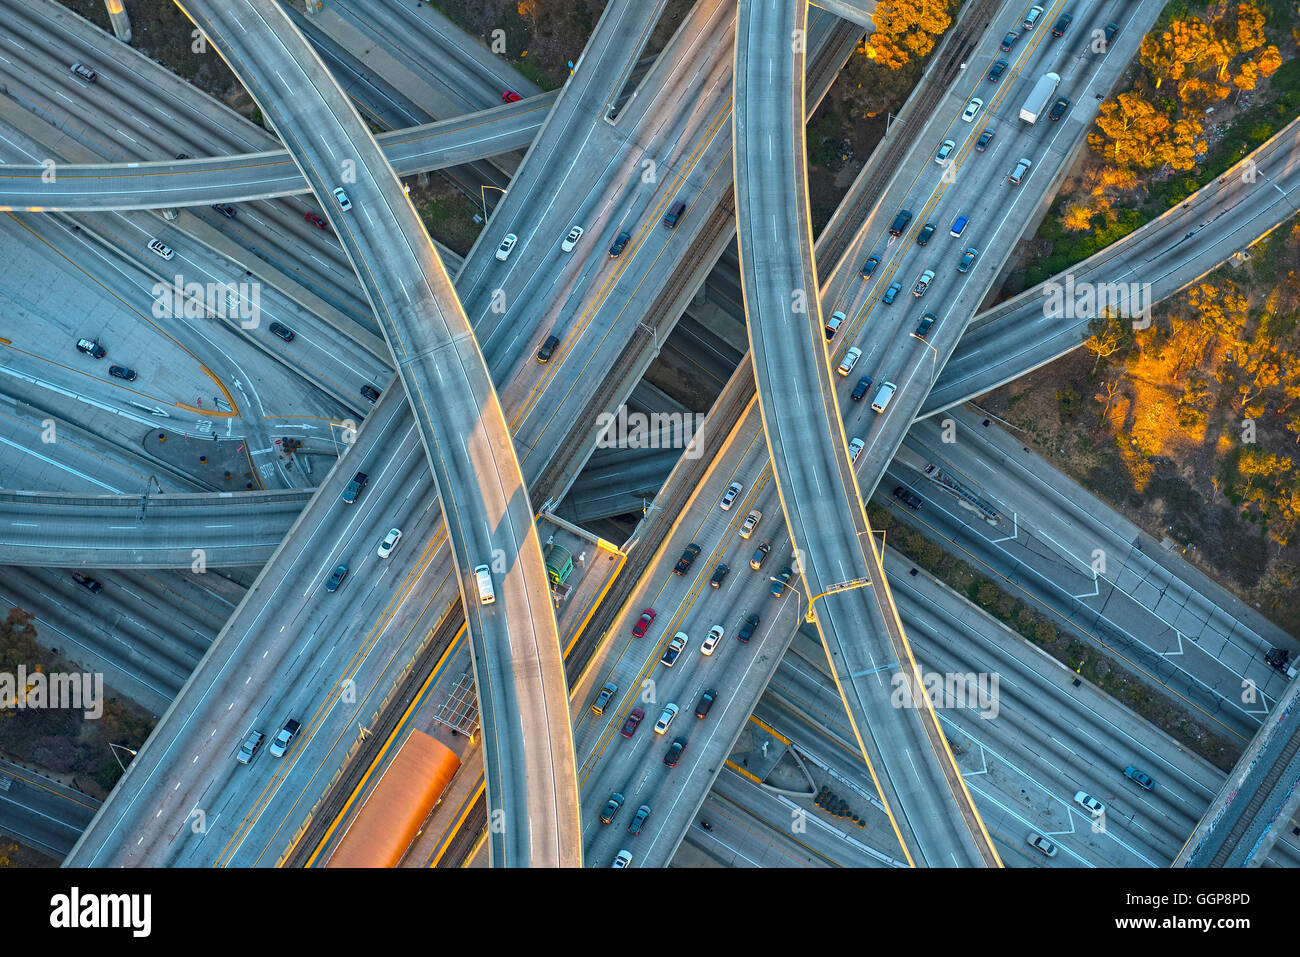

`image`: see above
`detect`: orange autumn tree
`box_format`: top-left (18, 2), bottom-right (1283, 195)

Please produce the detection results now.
top-left (864, 0), bottom-right (952, 66)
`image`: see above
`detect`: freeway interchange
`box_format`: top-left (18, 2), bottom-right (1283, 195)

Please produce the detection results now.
top-left (0, 0), bottom-right (1297, 874)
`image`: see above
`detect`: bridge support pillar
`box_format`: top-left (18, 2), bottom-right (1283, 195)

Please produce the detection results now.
top-left (103, 0), bottom-right (131, 42)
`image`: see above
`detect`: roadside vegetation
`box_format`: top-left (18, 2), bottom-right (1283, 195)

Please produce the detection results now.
top-left (807, 0), bottom-right (956, 230)
top-left (1009, 0), bottom-right (1296, 292)
top-left (869, 504), bottom-right (1243, 770)
top-left (985, 1), bottom-right (1300, 636)
top-left (0, 608), bottom-right (153, 797)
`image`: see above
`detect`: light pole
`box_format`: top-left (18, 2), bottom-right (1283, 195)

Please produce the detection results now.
top-left (911, 332), bottom-right (939, 381)
top-left (480, 185), bottom-right (507, 222)
top-left (109, 742), bottom-right (137, 773)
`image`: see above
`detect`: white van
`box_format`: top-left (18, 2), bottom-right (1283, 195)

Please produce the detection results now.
top-left (871, 381), bottom-right (897, 412)
top-left (473, 564), bottom-right (495, 605)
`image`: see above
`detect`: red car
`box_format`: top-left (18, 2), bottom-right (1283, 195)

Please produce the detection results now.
top-left (501, 90), bottom-right (522, 102)
top-left (304, 212), bottom-right (328, 230)
top-left (631, 608), bottom-right (656, 638)
top-left (620, 708), bottom-right (645, 738)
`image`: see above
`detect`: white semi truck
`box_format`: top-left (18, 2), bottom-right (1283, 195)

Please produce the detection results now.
top-left (1019, 72), bottom-right (1061, 124)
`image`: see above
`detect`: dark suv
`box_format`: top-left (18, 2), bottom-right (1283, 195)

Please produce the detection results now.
top-left (710, 563), bottom-right (729, 588)
top-left (893, 486), bottom-right (923, 510)
top-left (536, 334), bottom-right (561, 363)
top-left (1048, 97), bottom-right (1069, 121)
top-left (851, 376), bottom-right (873, 401)
top-left (888, 209), bottom-right (912, 236)
top-left (737, 613), bottom-right (760, 644)
top-left (71, 571), bottom-right (102, 593)
top-left (916, 223), bottom-right (936, 246)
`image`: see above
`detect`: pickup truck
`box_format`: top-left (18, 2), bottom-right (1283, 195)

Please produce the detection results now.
top-left (342, 471), bottom-right (368, 504)
top-left (673, 543), bottom-right (701, 575)
top-left (660, 632), bottom-right (688, 668)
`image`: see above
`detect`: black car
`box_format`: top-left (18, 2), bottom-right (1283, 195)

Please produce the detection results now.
top-left (1103, 22), bottom-right (1118, 46)
top-left (914, 314), bottom-right (935, 339)
top-left (269, 322), bottom-right (295, 342)
top-left (860, 255), bottom-right (880, 278)
top-left (710, 562), bottom-right (730, 589)
top-left (1048, 97), bottom-right (1069, 121)
top-left (1000, 31), bottom-right (1019, 52)
top-left (851, 376), bottom-right (873, 401)
top-left (1051, 13), bottom-right (1072, 36)
top-left (916, 223), bottom-right (936, 246)
top-left (108, 365), bottom-right (137, 381)
top-left (536, 333), bottom-right (560, 363)
top-left (888, 209), bottom-right (912, 236)
top-left (627, 804), bottom-right (651, 835)
top-left (975, 129), bottom-right (995, 152)
top-left (360, 384), bottom-right (381, 403)
top-left (71, 571), bottom-right (102, 593)
top-left (771, 566), bottom-right (793, 598)
top-left (663, 737), bottom-right (686, 767)
top-left (608, 230), bottom-right (631, 257)
top-left (695, 689), bottom-right (716, 718)
top-left (325, 563), bottom-right (349, 592)
top-left (600, 792), bottom-right (624, 825)
top-left (986, 60), bottom-right (1007, 82)
top-left (212, 203), bottom-right (237, 219)
top-left (737, 613), bottom-right (760, 643)
top-left (893, 486), bottom-right (923, 510)
top-left (674, 543), bottom-right (701, 575)
top-left (749, 540), bottom-right (771, 570)
top-left (175, 152), bottom-right (191, 160)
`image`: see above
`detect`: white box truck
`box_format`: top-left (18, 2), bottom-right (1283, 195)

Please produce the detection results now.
top-left (1019, 72), bottom-right (1060, 124)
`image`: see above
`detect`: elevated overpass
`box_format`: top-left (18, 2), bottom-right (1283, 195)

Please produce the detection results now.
top-left (69, 0), bottom-right (580, 868)
top-left (0, 99), bottom-right (547, 210)
top-left (0, 490), bottom-right (304, 567)
top-left (733, 0), bottom-right (998, 867)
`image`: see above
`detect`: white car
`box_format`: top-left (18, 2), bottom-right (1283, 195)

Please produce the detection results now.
top-left (912, 269), bottom-right (935, 297)
top-left (739, 509), bottom-right (762, 539)
top-left (377, 527), bottom-right (402, 558)
top-left (961, 97), bottom-right (984, 122)
top-left (934, 139), bottom-right (956, 165)
top-left (1073, 790), bottom-right (1106, 817)
top-left (701, 624), bottom-right (724, 656)
top-left (719, 481), bottom-right (743, 511)
top-left (848, 437), bottom-right (864, 464)
top-left (653, 702), bottom-right (679, 734)
top-left (1022, 4), bottom-right (1044, 29)
top-left (332, 187), bottom-right (352, 210)
top-left (495, 233), bottom-right (518, 261)
top-left (561, 225), bottom-right (584, 252)
top-left (612, 849), bottom-right (632, 868)
top-left (836, 346), bottom-right (862, 376)
top-left (1027, 832), bottom-right (1058, 857)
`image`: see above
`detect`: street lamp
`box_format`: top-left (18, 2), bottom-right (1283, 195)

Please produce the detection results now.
top-left (480, 185), bottom-right (507, 222)
top-left (109, 742), bottom-right (137, 773)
